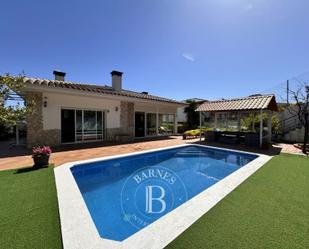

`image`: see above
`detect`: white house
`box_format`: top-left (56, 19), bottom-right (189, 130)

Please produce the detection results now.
top-left (23, 70), bottom-right (185, 147)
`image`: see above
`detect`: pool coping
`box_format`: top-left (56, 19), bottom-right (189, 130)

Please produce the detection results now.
top-left (54, 144), bottom-right (272, 249)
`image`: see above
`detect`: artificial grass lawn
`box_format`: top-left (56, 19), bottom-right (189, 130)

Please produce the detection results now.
top-left (0, 166), bottom-right (62, 249)
top-left (0, 154), bottom-right (308, 249)
top-left (167, 154), bottom-right (309, 249)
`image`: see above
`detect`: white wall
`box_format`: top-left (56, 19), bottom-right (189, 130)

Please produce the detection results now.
top-left (41, 91), bottom-right (181, 132)
top-left (134, 102), bottom-right (178, 114)
top-left (279, 106), bottom-right (305, 142)
top-left (42, 92), bottom-right (120, 130)
top-left (177, 107), bottom-right (187, 123)
top-left (284, 127), bottom-right (305, 142)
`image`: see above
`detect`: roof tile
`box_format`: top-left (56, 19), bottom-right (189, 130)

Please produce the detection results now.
top-left (196, 95), bottom-right (278, 112)
top-left (23, 77), bottom-right (184, 105)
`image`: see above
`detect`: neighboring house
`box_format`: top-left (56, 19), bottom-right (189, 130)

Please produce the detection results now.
top-left (177, 98), bottom-right (207, 124)
top-left (23, 70), bottom-right (185, 148)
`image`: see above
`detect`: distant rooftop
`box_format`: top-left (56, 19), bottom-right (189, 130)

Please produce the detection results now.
top-left (184, 98), bottom-right (208, 103)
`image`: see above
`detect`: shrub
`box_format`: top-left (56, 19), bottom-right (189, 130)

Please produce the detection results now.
top-left (184, 129), bottom-right (203, 136)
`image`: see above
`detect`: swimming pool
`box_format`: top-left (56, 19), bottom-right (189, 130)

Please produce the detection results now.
top-left (70, 145), bottom-right (257, 242)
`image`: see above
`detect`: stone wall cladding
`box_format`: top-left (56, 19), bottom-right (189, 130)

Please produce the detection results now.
top-left (25, 92), bottom-right (61, 148)
top-left (120, 101), bottom-right (134, 137)
top-left (106, 128), bottom-right (121, 140)
top-left (32, 129), bottom-right (61, 147)
top-left (106, 128), bottom-right (134, 142)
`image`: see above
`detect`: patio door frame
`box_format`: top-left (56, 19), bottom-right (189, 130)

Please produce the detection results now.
top-left (60, 107), bottom-right (107, 144)
top-left (134, 111), bottom-right (177, 138)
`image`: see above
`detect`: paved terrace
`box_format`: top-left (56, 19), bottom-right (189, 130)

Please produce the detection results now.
top-left (0, 136), bottom-right (303, 171)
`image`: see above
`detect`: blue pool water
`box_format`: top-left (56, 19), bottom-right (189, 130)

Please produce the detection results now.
top-left (71, 145), bottom-right (257, 241)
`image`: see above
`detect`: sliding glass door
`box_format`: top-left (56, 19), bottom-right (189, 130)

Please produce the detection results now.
top-left (135, 112), bottom-right (145, 137)
top-left (83, 110), bottom-right (97, 141)
top-left (76, 110), bottom-right (83, 141)
top-left (158, 114), bottom-right (175, 135)
top-left (61, 109), bottom-right (105, 143)
top-left (146, 113), bottom-right (156, 136)
top-left (96, 111), bottom-right (104, 140)
top-left (134, 112), bottom-right (175, 137)
top-left (61, 109), bottom-right (76, 143)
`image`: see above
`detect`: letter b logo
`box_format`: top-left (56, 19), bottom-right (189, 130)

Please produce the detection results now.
top-left (145, 185), bottom-right (166, 214)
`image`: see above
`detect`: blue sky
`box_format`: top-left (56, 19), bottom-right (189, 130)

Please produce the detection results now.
top-left (1, 0), bottom-right (309, 101)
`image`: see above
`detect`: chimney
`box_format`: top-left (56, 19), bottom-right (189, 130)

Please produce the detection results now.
top-left (53, 70), bottom-right (66, 81)
top-left (111, 70), bottom-right (123, 91)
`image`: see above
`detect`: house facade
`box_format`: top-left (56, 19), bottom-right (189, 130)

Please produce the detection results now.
top-left (23, 71), bottom-right (185, 148)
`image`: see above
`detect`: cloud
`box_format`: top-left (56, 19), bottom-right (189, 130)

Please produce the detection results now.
top-left (182, 52), bottom-right (195, 62)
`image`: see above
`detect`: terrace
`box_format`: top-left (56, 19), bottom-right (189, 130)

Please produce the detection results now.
top-left (0, 136), bottom-right (301, 171)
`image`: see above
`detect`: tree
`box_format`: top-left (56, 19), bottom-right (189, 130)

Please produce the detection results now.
top-left (184, 100), bottom-right (200, 129)
top-left (287, 83), bottom-right (309, 154)
top-left (0, 73), bottom-right (33, 128)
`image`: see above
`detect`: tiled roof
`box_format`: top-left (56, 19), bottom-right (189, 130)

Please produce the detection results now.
top-left (196, 94), bottom-right (278, 112)
top-left (23, 77), bottom-right (184, 105)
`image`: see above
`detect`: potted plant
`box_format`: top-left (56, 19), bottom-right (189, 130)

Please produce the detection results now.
top-left (32, 146), bottom-right (52, 169)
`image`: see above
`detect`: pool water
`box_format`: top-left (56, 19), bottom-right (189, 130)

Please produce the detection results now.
top-left (71, 145), bottom-right (257, 241)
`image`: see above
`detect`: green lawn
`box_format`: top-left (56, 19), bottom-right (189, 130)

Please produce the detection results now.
top-left (0, 166), bottom-right (62, 249)
top-left (0, 154), bottom-right (308, 249)
top-left (167, 154), bottom-right (309, 249)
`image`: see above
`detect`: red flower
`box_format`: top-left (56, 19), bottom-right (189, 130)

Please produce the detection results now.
top-left (32, 146), bottom-right (52, 156)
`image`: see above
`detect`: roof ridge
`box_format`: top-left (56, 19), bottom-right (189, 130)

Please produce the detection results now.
top-left (24, 77), bottom-right (111, 88)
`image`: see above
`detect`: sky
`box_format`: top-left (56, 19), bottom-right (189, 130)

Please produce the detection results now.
top-left (1, 0), bottom-right (309, 101)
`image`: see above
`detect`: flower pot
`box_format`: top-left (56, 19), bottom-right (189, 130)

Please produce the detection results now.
top-left (33, 154), bottom-right (50, 169)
